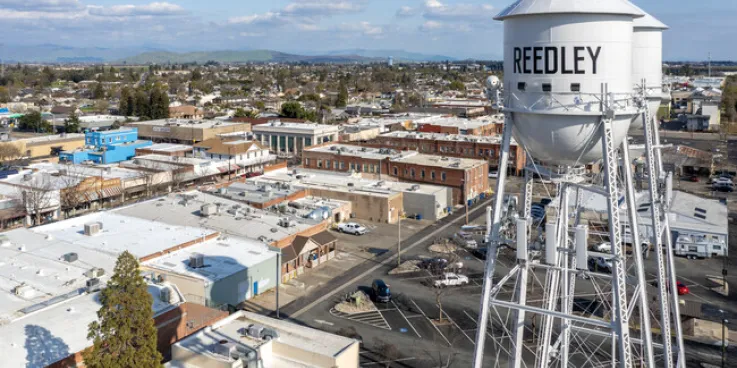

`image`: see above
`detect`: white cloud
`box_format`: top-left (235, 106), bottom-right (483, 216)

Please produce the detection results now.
top-left (339, 21), bottom-right (383, 37)
top-left (0, 0), bottom-right (83, 12)
top-left (228, 12), bottom-right (282, 25)
top-left (396, 6), bottom-right (418, 17)
top-left (88, 2), bottom-right (186, 17)
top-left (240, 32), bottom-right (265, 37)
top-left (419, 20), bottom-right (443, 31)
top-left (283, 1), bottom-right (365, 16)
top-left (421, 0), bottom-right (495, 22)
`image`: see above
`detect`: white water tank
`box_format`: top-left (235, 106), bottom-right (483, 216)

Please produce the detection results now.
top-left (495, 0), bottom-right (643, 166)
top-left (629, 4), bottom-right (669, 133)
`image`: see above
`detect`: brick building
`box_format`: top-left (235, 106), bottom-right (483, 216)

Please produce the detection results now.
top-left (373, 131), bottom-right (527, 174)
top-left (415, 115), bottom-right (504, 136)
top-left (302, 143), bottom-right (489, 204)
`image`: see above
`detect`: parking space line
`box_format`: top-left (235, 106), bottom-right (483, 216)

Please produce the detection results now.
top-left (392, 300), bottom-right (421, 338)
top-left (361, 357), bottom-right (416, 366)
top-left (444, 312), bottom-right (475, 346)
top-left (411, 298), bottom-right (451, 346)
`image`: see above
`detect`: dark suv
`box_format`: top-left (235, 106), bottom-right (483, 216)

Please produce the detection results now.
top-left (371, 279), bottom-right (391, 303)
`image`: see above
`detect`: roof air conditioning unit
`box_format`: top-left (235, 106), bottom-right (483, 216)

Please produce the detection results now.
top-left (85, 267), bottom-right (105, 278)
top-left (160, 286), bottom-right (171, 303)
top-left (411, 184), bottom-right (420, 191)
top-left (84, 222), bottom-right (102, 236)
top-left (200, 203), bottom-right (217, 217)
top-left (213, 340), bottom-right (237, 358)
top-left (63, 252), bottom-right (78, 263)
top-left (189, 253), bottom-right (205, 269)
top-left (86, 278), bottom-right (101, 293)
top-left (13, 284), bottom-right (34, 298)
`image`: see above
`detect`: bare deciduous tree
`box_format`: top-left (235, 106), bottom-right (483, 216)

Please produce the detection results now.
top-left (0, 143), bottom-right (22, 164)
top-left (15, 174), bottom-right (56, 226)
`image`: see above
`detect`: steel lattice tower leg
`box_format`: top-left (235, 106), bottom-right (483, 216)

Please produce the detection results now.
top-left (622, 137), bottom-right (656, 368)
top-left (641, 106), bottom-right (674, 368)
top-left (473, 116), bottom-right (514, 368)
top-left (600, 88), bottom-right (633, 368)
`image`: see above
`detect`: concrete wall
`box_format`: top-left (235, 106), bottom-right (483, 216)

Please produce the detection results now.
top-left (0, 136), bottom-right (85, 159)
top-left (401, 189), bottom-right (449, 221)
top-left (207, 254), bottom-right (278, 306)
top-left (307, 187), bottom-right (402, 224)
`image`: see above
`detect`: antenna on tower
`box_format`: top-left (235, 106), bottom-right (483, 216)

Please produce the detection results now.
top-left (708, 52), bottom-right (712, 78)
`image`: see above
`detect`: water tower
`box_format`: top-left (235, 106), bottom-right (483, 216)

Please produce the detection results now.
top-left (473, 1), bottom-right (685, 368)
top-left (630, 5), bottom-right (669, 133)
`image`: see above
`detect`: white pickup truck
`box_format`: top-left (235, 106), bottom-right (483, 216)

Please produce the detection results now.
top-left (434, 273), bottom-right (470, 287)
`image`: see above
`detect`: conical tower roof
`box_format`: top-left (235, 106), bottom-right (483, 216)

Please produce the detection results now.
top-left (494, 0), bottom-right (644, 21)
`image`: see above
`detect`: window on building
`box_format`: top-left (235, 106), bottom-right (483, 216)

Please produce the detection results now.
top-left (326, 161), bottom-right (331, 169)
top-left (441, 172), bottom-right (447, 182)
top-left (404, 168), bottom-right (408, 176)
top-left (421, 169), bottom-right (425, 179)
top-left (393, 166), bottom-right (398, 176)
top-left (490, 149), bottom-right (495, 157)
top-left (349, 163), bottom-right (355, 171)
top-left (333, 160), bottom-right (338, 169)
top-left (373, 164), bottom-right (378, 173)
top-left (542, 83), bottom-right (552, 92)
top-left (363, 164), bottom-right (368, 172)
top-left (570, 83), bottom-right (581, 92)
top-left (431, 171), bottom-right (436, 180)
top-left (410, 168), bottom-right (415, 178)
top-left (304, 158), bottom-right (310, 166)
top-left (317, 159), bottom-right (323, 168)
top-left (340, 161), bottom-right (345, 170)
top-left (479, 149), bottom-right (484, 156)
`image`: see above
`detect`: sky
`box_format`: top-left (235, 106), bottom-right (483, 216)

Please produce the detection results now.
top-left (0, 0), bottom-right (734, 60)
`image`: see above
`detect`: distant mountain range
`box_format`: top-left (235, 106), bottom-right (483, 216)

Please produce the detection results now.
top-left (318, 49), bottom-right (456, 62)
top-left (0, 44), bottom-right (460, 64)
top-left (118, 50), bottom-right (384, 64)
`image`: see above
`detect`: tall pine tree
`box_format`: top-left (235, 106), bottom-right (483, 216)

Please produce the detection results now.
top-left (84, 251), bottom-right (162, 368)
top-left (134, 89), bottom-right (150, 119)
top-left (119, 87), bottom-right (131, 117)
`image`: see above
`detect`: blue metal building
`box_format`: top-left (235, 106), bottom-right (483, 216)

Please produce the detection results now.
top-left (59, 128), bottom-right (152, 164)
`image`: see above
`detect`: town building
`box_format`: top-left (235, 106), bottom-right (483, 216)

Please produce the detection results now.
top-left (257, 168), bottom-right (452, 221)
top-left (252, 121), bottom-right (341, 156)
top-left (59, 128), bottom-right (153, 164)
top-left (136, 143), bottom-right (194, 157)
top-left (115, 191), bottom-right (336, 282)
top-left (415, 115), bottom-right (504, 135)
top-left (166, 311), bottom-right (360, 368)
top-left (129, 119), bottom-right (251, 144)
top-left (51, 115), bottom-right (132, 132)
top-left (373, 131), bottom-right (526, 174)
top-left (0, 211), bottom-right (238, 367)
top-left (0, 133), bottom-right (85, 160)
top-left (193, 137), bottom-right (276, 175)
top-left (302, 143), bottom-right (489, 204)
top-left (142, 234), bottom-right (279, 307)
top-left (169, 105), bottom-right (204, 119)
top-left (430, 98), bottom-right (493, 117)
top-left (339, 125), bottom-right (381, 142)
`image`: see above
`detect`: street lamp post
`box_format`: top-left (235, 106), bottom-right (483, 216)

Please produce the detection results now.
top-left (722, 314), bottom-right (728, 368)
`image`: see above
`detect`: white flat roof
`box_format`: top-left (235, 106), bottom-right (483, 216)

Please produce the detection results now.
top-left (130, 119), bottom-right (246, 129)
top-left (305, 143), bottom-right (417, 161)
top-left (27, 162), bottom-right (145, 181)
top-left (0, 283), bottom-right (182, 368)
top-left (115, 191), bottom-right (322, 245)
top-left (260, 168), bottom-right (450, 197)
top-left (173, 311), bottom-right (356, 364)
top-left (380, 131), bottom-right (517, 145)
top-left (143, 143), bottom-right (194, 152)
top-left (143, 236), bottom-right (277, 283)
top-left (252, 121), bottom-right (340, 134)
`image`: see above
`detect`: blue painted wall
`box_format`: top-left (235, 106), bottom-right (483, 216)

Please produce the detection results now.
top-left (59, 128), bottom-right (152, 164)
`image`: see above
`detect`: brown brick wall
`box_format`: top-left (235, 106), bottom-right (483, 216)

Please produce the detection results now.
top-left (302, 149), bottom-right (489, 204)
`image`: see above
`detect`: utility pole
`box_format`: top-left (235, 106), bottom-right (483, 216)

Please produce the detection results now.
top-left (276, 252), bottom-right (280, 319)
top-left (708, 52), bottom-right (712, 78)
top-left (397, 209), bottom-right (402, 267)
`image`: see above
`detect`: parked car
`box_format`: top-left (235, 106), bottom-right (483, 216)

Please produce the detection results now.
top-left (684, 175), bottom-right (699, 182)
top-left (588, 257), bottom-right (613, 273)
top-left (453, 232), bottom-right (478, 249)
top-left (420, 258), bottom-right (463, 272)
top-left (471, 247), bottom-right (488, 260)
top-left (245, 172), bottom-right (262, 178)
top-left (371, 279), bottom-right (391, 303)
top-left (434, 273), bottom-right (470, 287)
top-left (540, 198), bottom-right (553, 206)
top-left (338, 222), bottom-right (368, 235)
top-left (650, 280), bottom-right (690, 295)
top-left (713, 183), bottom-right (734, 193)
top-left (593, 242), bottom-right (612, 253)
top-left (488, 170), bottom-right (499, 179)
top-left (530, 204), bottom-right (546, 222)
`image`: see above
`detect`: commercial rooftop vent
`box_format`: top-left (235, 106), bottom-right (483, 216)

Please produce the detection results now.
top-left (63, 252), bottom-right (78, 263)
top-left (200, 203), bottom-right (217, 217)
top-left (160, 286), bottom-right (171, 303)
top-left (85, 267), bottom-right (105, 278)
top-left (86, 278), bottom-right (101, 293)
top-left (189, 253), bottom-right (205, 269)
top-left (84, 222), bottom-right (102, 236)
